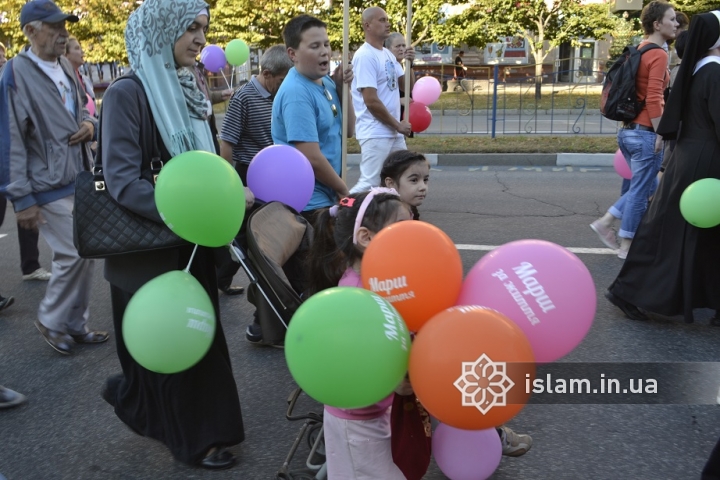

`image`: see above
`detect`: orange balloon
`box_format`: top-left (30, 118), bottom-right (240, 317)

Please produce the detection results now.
top-left (409, 306), bottom-right (536, 430)
top-left (361, 221), bottom-right (462, 331)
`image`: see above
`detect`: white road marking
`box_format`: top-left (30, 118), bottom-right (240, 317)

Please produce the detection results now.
top-left (455, 244), bottom-right (616, 255)
top-left (0, 234), bottom-right (7, 239)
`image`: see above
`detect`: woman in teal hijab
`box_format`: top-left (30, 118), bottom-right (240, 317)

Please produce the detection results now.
top-left (99, 0), bottom-right (243, 470)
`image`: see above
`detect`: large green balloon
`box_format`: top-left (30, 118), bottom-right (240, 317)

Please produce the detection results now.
top-left (225, 39), bottom-right (250, 66)
top-left (679, 178), bottom-right (720, 228)
top-left (123, 270), bottom-right (216, 374)
top-left (155, 150), bottom-right (245, 247)
top-left (285, 287), bottom-right (411, 408)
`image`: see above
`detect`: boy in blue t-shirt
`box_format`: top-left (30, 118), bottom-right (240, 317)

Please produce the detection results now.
top-left (272, 14), bottom-right (354, 216)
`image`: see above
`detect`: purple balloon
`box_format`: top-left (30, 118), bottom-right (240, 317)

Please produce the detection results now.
top-left (247, 145), bottom-right (315, 213)
top-left (432, 424), bottom-right (502, 480)
top-left (200, 45), bottom-right (226, 73)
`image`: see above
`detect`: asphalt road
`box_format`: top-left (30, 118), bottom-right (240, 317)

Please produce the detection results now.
top-left (1, 166), bottom-right (719, 480)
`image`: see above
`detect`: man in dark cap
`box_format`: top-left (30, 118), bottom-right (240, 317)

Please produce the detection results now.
top-left (0, 0), bottom-right (107, 355)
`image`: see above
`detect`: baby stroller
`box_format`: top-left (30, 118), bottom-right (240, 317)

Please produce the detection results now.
top-left (234, 201), bottom-right (311, 346)
top-left (276, 387), bottom-right (328, 479)
top-left (231, 201), bottom-right (326, 478)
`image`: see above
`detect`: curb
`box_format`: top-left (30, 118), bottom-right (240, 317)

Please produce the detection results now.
top-left (429, 109), bottom-right (603, 116)
top-left (347, 153), bottom-right (614, 167)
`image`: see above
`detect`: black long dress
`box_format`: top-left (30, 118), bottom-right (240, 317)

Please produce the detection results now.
top-left (100, 76), bottom-right (244, 465)
top-left (608, 62), bottom-right (720, 323)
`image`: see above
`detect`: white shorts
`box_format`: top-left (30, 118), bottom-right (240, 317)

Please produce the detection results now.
top-left (323, 408), bottom-right (406, 480)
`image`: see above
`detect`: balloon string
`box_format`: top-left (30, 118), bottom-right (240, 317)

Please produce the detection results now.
top-left (184, 244), bottom-right (199, 273)
top-left (230, 67), bottom-right (234, 89)
top-left (220, 70), bottom-right (231, 90)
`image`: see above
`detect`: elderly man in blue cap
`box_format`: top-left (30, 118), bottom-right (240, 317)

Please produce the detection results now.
top-left (0, 0), bottom-right (108, 355)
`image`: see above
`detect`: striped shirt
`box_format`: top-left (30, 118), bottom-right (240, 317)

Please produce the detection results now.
top-left (219, 76), bottom-right (273, 165)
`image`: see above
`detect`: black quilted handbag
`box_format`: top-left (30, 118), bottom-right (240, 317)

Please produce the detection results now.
top-left (72, 75), bottom-right (187, 258)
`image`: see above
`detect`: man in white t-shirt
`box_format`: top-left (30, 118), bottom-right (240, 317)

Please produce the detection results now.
top-left (349, 6), bottom-right (415, 194)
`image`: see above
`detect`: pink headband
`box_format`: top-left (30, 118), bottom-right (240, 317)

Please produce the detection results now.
top-left (352, 187), bottom-right (399, 244)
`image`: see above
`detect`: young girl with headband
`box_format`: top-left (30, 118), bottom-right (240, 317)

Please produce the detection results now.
top-left (380, 150), bottom-right (430, 220)
top-left (305, 188), bottom-right (412, 478)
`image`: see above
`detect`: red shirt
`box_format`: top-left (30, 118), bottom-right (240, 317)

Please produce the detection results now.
top-left (634, 41), bottom-right (669, 128)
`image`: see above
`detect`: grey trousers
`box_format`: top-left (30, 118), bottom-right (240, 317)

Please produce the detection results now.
top-left (37, 195), bottom-right (94, 335)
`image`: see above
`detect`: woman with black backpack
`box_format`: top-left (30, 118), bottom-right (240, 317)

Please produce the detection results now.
top-left (590, 1), bottom-right (679, 260)
top-left (606, 11), bottom-right (720, 326)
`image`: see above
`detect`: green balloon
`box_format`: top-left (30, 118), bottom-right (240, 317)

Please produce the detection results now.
top-left (225, 39), bottom-right (250, 66)
top-left (679, 178), bottom-right (720, 228)
top-left (285, 287), bottom-right (411, 408)
top-left (155, 150), bottom-right (245, 247)
top-left (123, 271), bottom-right (216, 374)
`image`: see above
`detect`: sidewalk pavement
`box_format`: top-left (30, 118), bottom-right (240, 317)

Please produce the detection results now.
top-left (347, 153), bottom-right (615, 167)
top-left (212, 113), bottom-right (616, 167)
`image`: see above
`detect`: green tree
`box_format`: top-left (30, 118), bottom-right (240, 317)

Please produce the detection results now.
top-left (672, 0), bottom-right (720, 18)
top-left (61, 0), bottom-right (138, 64)
top-left (210, 0), bottom-right (328, 48)
top-left (324, 0), bottom-right (460, 50)
top-left (1, 0), bottom-right (30, 57)
top-left (0, 0), bottom-right (136, 62)
top-left (435, 0), bottom-right (617, 98)
top-left (607, 13), bottom-right (641, 60)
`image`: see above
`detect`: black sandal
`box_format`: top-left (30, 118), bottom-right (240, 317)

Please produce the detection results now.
top-left (605, 291), bottom-right (648, 321)
top-left (199, 448), bottom-right (237, 470)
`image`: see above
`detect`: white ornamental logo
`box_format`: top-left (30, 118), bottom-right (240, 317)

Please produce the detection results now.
top-left (453, 353), bottom-right (515, 415)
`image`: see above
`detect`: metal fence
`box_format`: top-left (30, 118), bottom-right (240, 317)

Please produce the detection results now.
top-left (415, 61), bottom-right (621, 137)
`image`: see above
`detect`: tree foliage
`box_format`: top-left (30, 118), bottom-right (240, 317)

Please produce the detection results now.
top-left (435, 0), bottom-right (616, 62)
top-left (0, 0), bottom-right (137, 62)
top-left (3, 0), bottom-right (453, 60)
top-left (434, 0), bottom-right (617, 97)
top-left (672, 0), bottom-right (720, 18)
top-left (1, 0), bottom-right (32, 57)
top-left (209, 0), bottom-right (327, 48)
top-left (3, 0), bottom-right (630, 68)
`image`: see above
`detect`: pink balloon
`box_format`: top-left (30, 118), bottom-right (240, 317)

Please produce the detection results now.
top-left (200, 45), bottom-right (227, 73)
top-left (86, 93), bottom-right (96, 117)
top-left (412, 76), bottom-right (442, 106)
top-left (247, 145), bottom-right (315, 213)
top-left (613, 149), bottom-right (632, 179)
top-left (432, 424), bottom-right (502, 480)
top-left (457, 240), bottom-right (596, 363)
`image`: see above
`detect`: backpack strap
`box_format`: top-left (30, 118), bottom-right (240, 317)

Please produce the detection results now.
top-left (638, 43), bottom-right (663, 55)
top-left (635, 43), bottom-right (666, 115)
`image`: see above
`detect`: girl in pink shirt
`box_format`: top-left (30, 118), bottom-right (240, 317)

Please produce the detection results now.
top-left (306, 188), bottom-right (413, 479)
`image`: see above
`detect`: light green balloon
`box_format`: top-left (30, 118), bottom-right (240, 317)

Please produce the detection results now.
top-left (285, 287), bottom-right (412, 409)
top-left (679, 178), bottom-right (720, 228)
top-left (225, 39), bottom-right (250, 66)
top-left (123, 270), bottom-right (216, 374)
top-left (155, 150), bottom-right (245, 247)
